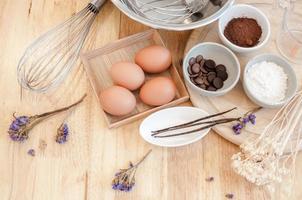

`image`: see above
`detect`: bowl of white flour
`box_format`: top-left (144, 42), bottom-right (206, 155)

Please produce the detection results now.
top-left (243, 54), bottom-right (297, 108)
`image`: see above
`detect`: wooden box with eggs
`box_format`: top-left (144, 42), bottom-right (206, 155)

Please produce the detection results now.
top-left (81, 30), bottom-right (189, 128)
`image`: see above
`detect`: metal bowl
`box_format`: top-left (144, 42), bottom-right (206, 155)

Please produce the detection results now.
top-left (111, 0), bottom-right (234, 31)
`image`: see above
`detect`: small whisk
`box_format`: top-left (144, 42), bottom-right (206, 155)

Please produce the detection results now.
top-left (17, 0), bottom-right (106, 92)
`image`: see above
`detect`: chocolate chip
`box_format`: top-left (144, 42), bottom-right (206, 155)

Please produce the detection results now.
top-left (192, 63), bottom-right (200, 73)
top-left (200, 65), bottom-right (208, 74)
top-left (189, 57), bottom-right (196, 66)
top-left (216, 64), bottom-right (226, 72)
top-left (190, 77), bottom-right (196, 84)
top-left (211, 0), bottom-right (222, 6)
top-left (217, 70), bottom-right (228, 81)
top-left (188, 66), bottom-right (193, 75)
top-left (213, 77), bottom-right (223, 89)
top-left (205, 59), bottom-right (216, 69)
top-left (200, 84), bottom-right (207, 90)
top-left (196, 55), bottom-right (203, 63)
top-left (194, 77), bottom-right (204, 85)
top-left (207, 72), bottom-right (216, 77)
top-left (207, 74), bottom-right (216, 83)
top-left (203, 77), bottom-right (210, 86)
top-left (208, 86), bottom-right (217, 91)
top-left (189, 73), bottom-right (199, 78)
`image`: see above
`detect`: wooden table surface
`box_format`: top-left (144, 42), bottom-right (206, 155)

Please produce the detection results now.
top-left (1, 0), bottom-right (302, 199)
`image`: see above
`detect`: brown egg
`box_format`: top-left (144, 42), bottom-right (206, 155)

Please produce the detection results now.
top-left (110, 62), bottom-right (145, 91)
top-left (135, 45), bottom-right (172, 73)
top-left (139, 77), bottom-right (176, 106)
top-left (99, 86), bottom-right (136, 116)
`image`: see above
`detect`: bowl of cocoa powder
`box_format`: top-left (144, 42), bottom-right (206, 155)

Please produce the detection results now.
top-left (218, 4), bottom-right (270, 53)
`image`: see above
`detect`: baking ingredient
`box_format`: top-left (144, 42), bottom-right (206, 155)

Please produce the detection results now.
top-left (139, 77), bottom-right (176, 106)
top-left (187, 55), bottom-right (228, 91)
top-left (224, 17), bottom-right (262, 47)
top-left (110, 62), bottom-right (145, 90)
top-left (151, 107), bottom-right (238, 138)
top-left (100, 86), bottom-right (136, 116)
top-left (245, 61), bottom-right (288, 104)
top-left (135, 45), bottom-right (172, 73)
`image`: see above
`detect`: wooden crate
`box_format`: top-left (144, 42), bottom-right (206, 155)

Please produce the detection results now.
top-left (81, 29), bottom-right (189, 128)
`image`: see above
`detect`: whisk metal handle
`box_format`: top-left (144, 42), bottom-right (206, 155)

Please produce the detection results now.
top-left (91, 0), bottom-right (107, 9)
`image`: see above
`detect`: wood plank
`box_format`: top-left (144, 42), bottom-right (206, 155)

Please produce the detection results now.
top-left (0, 0), bottom-right (301, 200)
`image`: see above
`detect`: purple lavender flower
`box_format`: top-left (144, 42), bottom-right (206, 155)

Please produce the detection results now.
top-left (8, 94), bottom-right (86, 143)
top-left (8, 115), bottom-right (31, 142)
top-left (56, 123), bottom-right (69, 144)
top-left (248, 114), bottom-right (256, 125)
top-left (112, 163), bottom-right (136, 192)
top-left (242, 117), bottom-right (249, 124)
top-left (232, 123), bottom-right (243, 135)
top-left (27, 149), bottom-right (35, 156)
top-left (112, 150), bottom-right (152, 192)
top-left (232, 107), bottom-right (260, 135)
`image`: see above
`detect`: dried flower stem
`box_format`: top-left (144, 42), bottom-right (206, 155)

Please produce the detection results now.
top-left (37, 94), bottom-right (87, 118)
top-left (154, 118), bottom-right (240, 138)
top-left (232, 91), bottom-right (302, 192)
top-left (133, 149), bottom-right (152, 167)
top-left (112, 149), bottom-right (152, 192)
top-left (8, 94), bottom-right (87, 142)
top-left (151, 107), bottom-right (237, 135)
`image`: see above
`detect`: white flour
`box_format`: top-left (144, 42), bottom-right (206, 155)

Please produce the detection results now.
top-left (245, 61), bottom-right (288, 104)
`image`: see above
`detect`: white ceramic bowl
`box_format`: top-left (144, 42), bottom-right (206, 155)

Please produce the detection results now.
top-left (218, 4), bottom-right (271, 53)
top-left (183, 42), bottom-right (240, 97)
top-left (243, 54), bottom-right (297, 108)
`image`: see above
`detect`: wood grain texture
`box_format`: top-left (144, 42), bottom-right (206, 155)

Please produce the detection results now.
top-left (0, 0), bottom-right (301, 200)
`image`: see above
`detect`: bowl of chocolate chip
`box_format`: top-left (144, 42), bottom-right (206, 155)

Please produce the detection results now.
top-left (218, 4), bottom-right (270, 53)
top-left (183, 42), bottom-right (240, 97)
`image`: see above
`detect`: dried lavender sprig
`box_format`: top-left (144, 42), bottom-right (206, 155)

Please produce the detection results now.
top-left (112, 149), bottom-right (152, 192)
top-left (151, 107), bottom-right (237, 135)
top-left (154, 118), bottom-right (240, 138)
top-left (232, 107), bottom-right (261, 135)
top-left (36, 94), bottom-right (87, 118)
top-left (8, 94), bottom-right (86, 142)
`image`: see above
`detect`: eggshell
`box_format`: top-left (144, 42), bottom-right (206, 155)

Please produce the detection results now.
top-left (135, 45), bottom-right (172, 73)
top-left (110, 62), bottom-right (145, 91)
top-left (139, 77), bottom-right (176, 106)
top-left (99, 86), bottom-right (136, 116)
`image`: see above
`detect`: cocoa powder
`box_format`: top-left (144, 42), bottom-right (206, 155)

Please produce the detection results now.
top-left (224, 17), bottom-right (262, 47)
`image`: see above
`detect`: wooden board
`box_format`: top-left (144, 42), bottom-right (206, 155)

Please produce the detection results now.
top-left (81, 29), bottom-right (189, 128)
top-left (1, 0), bottom-right (302, 200)
top-left (184, 2), bottom-right (302, 148)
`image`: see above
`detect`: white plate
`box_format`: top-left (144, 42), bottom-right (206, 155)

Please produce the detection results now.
top-left (139, 107), bottom-right (210, 147)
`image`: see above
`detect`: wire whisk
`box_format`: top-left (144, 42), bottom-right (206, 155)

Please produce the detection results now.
top-left (17, 0), bottom-right (106, 92)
